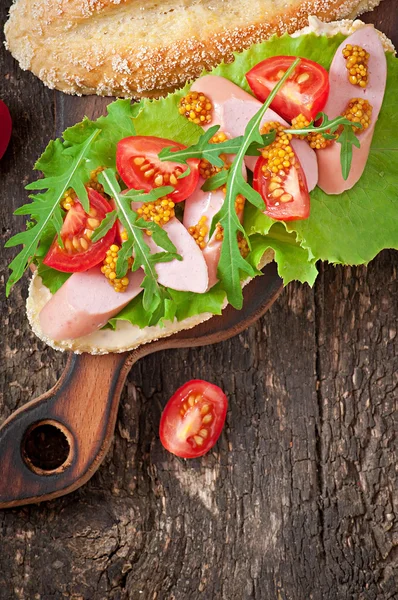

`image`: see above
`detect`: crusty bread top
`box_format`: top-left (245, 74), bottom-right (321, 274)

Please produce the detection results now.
top-left (4, 0), bottom-right (382, 98)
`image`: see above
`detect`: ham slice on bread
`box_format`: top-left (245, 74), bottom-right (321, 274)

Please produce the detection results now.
top-left (183, 180), bottom-right (225, 290)
top-left (190, 75), bottom-right (318, 192)
top-left (40, 215), bottom-right (209, 342)
top-left (317, 26), bottom-right (387, 194)
top-left (39, 266), bottom-right (144, 341)
top-left (183, 178), bottom-right (245, 291)
top-left (144, 218), bottom-right (209, 293)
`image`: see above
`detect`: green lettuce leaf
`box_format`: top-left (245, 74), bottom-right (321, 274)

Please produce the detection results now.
top-left (37, 263), bottom-right (71, 294)
top-left (108, 283), bottom-right (226, 330)
top-left (246, 223), bottom-right (318, 286)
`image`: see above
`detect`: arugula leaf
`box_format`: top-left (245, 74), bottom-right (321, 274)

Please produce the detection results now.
top-left (91, 210), bottom-right (118, 243)
top-left (335, 125), bottom-right (361, 180)
top-left (201, 171), bottom-right (229, 191)
top-left (25, 130), bottom-right (100, 213)
top-left (98, 169), bottom-right (180, 312)
top-left (210, 58), bottom-right (301, 308)
top-left (5, 130), bottom-right (99, 295)
top-left (286, 112), bottom-right (362, 180)
top-left (123, 186), bottom-right (174, 202)
top-left (159, 128), bottom-right (276, 166)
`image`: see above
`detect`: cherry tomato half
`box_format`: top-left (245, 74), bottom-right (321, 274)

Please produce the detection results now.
top-left (116, 136), bottom-right (200, 203)
top-left (246, 56), bottom-right (329, 122)
top-left (160, 380), bottom-right (228, 458)
top-left (43, 188), bottom-right (117, 272)
top-left (253, 156), bottom-right (310, 221)
top-left (0, 99), bottom-right (12, 159)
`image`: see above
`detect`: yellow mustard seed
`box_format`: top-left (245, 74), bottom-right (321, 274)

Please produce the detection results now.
top-left (179, 91), bottom-right (213, 125)
top-left (342, 44), bottom-right (370, 87)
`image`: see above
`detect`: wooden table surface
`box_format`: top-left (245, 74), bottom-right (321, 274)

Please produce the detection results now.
top-left (1, 1), bottom-right (397, 598)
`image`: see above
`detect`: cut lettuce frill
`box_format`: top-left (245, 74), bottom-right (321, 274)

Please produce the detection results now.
top-left (35, 32), bottom-right (398, 329)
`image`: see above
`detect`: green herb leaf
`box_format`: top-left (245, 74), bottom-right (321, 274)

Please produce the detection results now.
top-left (211, 58), bottom-right (301, 308)
top-left (98, 169), bottom-right (180, 312)
top-left (91, 210), bottom-right (118, 243)
top-left (335, 125), bottom-right (361, 180)
top-left (124, 186), bottom-right (175, 202)
top-left (159, 128), bottom-right (276, 167)
top-left (137, 218), bottom-right (182, 256)
top-left (5, 130), bottom-right (99, 295)
top-left (25, 130), bottom-right (100, 213)
top-left (286, 112), bottom-right (362, 179)
top-left (201, 171), bottom-right (229, 191)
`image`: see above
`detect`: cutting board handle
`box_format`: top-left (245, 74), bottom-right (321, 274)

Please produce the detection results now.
top-left (0, 352), bottom-right (133, 508)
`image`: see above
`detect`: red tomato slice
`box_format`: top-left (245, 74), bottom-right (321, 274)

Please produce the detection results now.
top-left (116, 136), bottom-right (200, 203)
top-left (246, 56), bottom-right (329, 122)
top-left (43, 188), bottom-right (117, 272)
top-left (253, 156), bottom-right (310, 221)
top-left (0, 100), bottom-right (12, 160)
top-left (160, 380), bottom-right (228, 458)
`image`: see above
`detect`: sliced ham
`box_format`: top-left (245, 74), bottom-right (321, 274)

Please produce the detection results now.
top-left (140, 217), bottom-right (209, 293)
top-left (183, 180), bottom-right (227, 290)
top-left (317, 26), bottom-right (387, 194)
top-left (39, 266), bottom-right (144, 341)
top-left (190, 75), bottom-right (318, 192)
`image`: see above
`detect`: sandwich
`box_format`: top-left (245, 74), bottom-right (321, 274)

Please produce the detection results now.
top-left (5, 18), bottom-right (398, 354)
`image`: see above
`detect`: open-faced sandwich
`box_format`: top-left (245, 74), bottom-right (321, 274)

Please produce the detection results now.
top-left (5, 18), bottom-right (398, 354)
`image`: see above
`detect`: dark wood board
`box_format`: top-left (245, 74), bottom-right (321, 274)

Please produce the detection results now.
top-left (0, 1), bottom-right (397, 598)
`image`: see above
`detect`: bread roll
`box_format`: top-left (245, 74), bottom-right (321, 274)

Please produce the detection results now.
top-left (4, 0), bottom-right (382, 98)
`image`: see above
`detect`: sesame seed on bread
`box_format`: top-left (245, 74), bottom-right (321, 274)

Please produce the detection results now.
top-left (4, 0), bottom-right (383, 98)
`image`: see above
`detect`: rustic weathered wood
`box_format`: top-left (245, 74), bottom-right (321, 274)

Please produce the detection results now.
top-left (0, 1), bottom-right (397, 598)
top-left (0, 264), bottom-right (282, 508)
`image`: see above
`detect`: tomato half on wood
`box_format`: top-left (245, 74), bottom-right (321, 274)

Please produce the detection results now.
top-left (116, 136), bottom-right (200, 203)
top-left (43, 188), bottom-right (117, 272)
top-left (246, 56), bottom-right (329, 122)
top-left (253, 156), bottom-right (310, 221)
top-left (160, 380), bottom-right (228, 458)
top-left (0, 99), bottom-right (12, 160)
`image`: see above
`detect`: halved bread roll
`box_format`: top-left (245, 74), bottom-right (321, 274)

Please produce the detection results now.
top-left (4, 0), bottom-right (382, 98)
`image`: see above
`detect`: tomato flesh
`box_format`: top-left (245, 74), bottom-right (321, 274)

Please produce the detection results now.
top-left (43, 188), bottom-right (117, 272)
top-left (253, 155), bottom-right (310, 221)
top-left (246, 56), bottom-right (329, 122)
top-left (116, 136), bottom-right (200, 203)
top-left (0, 100), bottom-right (12, 160)
top-left (159, 379), bottom-right (228, 458)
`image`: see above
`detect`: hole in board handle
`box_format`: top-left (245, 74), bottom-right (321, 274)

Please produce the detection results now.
top-left (21, 420), bottom-right (74, 475)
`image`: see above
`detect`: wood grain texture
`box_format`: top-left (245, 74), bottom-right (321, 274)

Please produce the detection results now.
top-left (0, 1), bottom-right (397, 598)
top-left (0, 263), bottom-right (282, 509)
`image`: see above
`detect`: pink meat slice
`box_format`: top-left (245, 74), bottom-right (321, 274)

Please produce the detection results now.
top-left (190, 75), bottom-right (318, 191)
top-left (317, 26), bottom-right (387, 194)
top-left (183, 179), bottom-right (227, 290)
top-left (144, 217), bottom-right (209, 293)
top-left (39, 266), bottom-right (144, 341)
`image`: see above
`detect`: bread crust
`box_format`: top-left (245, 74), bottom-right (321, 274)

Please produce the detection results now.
top-left (4, 0), bottom-right (382, 98)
